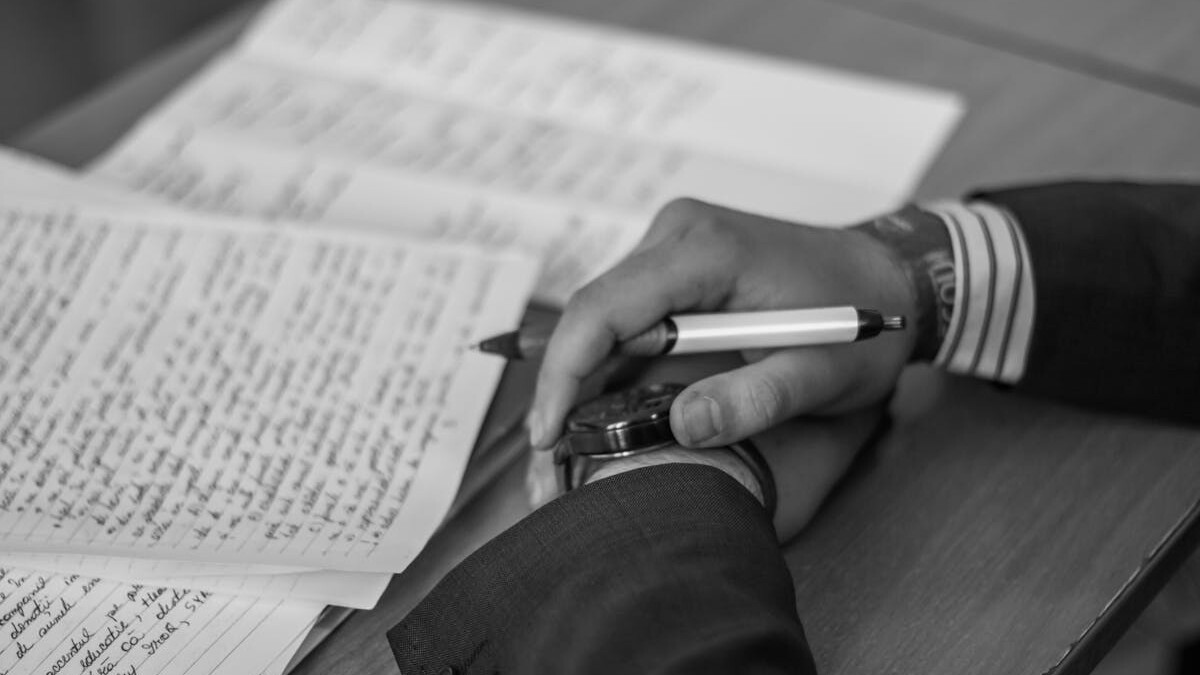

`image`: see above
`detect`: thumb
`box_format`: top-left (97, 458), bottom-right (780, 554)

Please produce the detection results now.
top-left (670, 349), bottom-right (852, 447)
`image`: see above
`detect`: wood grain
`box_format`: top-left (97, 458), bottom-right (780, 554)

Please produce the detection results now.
top-left (840, 0), bottom-right (1200, 93)
top-left (790, 371), bottom-right (1200, 675)
top-left (12, 1), bottom-right (1200, 674)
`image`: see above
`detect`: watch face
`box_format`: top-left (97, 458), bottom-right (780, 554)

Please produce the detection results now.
top-left (567, 382), bottom-right (683, 431)
top-left (562, 382), bottom-right (684, 455)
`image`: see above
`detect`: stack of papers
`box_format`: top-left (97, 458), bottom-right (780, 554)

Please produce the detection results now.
top-left (0, 144), bottom-right (535, 674)
top-left (1, 0), bottom-right (962, 673)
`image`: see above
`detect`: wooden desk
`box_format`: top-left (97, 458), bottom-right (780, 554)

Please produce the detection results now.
top-left (839, 0), bottom-right (1200, 93)
top-left (14, 1), bottom-right (1200, 674)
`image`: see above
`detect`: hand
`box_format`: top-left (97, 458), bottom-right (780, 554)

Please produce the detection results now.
top-left (753, 405), bottom-right (884, 540)
top-left (526, 352), bottom-right (885, 541)
top-left (527, 198), bottom-right (916, 451)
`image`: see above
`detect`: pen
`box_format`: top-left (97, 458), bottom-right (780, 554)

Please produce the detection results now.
top-left (473, 306), bottom-right (906, 360)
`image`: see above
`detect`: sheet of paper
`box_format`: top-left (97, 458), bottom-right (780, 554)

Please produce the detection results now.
top-left (93, 54), bottom-right (898, 224)
top-left (276, 605), bottom-right (352, 675)
top-left (0, 554), bottom-right (308, 579)
top-left (262, 614), bottom-right (318, 675)
top-left (0, 553), bottom-right (388, 609)
top-left (0, 151), bottom-right (393, 607)
top-left (87, 0), bottom-right (964, 312)
top-left (88, 123), bottom-right (644, 306)
top-left (0, 566), bottom-right (322, 675)
top-left (0, 201), bottom-right (537, 572)
top-left (241, 0), bottom-right (962, 199)
top-left (0, 148), bottom-right (156, 210)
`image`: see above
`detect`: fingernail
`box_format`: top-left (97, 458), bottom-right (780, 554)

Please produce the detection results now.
top-left (679, 395), bottom-right (722, 445)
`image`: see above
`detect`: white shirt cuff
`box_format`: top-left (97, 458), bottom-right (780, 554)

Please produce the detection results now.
top-left (923, 200), bottom-right (1036, 384)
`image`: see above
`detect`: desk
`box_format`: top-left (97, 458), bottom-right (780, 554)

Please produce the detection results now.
top-left (14, 1), bottom-right (1200, 674)
top-left (838, 0), bottom-right (1200, 92)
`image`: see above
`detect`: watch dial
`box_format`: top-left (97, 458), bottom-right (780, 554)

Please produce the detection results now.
top-left (568, 382), bottom-right (684, 431)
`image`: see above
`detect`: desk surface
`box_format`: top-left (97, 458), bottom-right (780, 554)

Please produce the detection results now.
top-left (847, 0), bottom-right (1200, 93)
top-left (14, 1), bottom-right (1200, 674)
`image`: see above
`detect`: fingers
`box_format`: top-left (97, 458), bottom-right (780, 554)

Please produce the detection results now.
top-left (756, 405), bottom-right (886, 540)
top-left (528, 251), bottom-right (710, 447)
top-left (528, 201), bottom-right (742, 449)
top-left (670, 347), bottom-right (858, 447)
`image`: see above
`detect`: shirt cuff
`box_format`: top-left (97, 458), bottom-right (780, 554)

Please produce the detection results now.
top-left (922, 200), bottom-right (1036, 384)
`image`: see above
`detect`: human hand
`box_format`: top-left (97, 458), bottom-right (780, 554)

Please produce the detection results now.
top-left (527, 198), bottom-right (917, 451)
top-left (526, 352), bottom-right (885, 541)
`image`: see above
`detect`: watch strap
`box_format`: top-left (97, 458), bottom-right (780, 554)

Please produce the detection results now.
top-left (725, 438), bottom-right (776, 519)
top-left (559, 438), bottom-right (776, 519)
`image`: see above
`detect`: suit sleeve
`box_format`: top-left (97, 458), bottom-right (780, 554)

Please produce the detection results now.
top-left (388, 463), bottom-right (815, 675)
top-left (975, 182), bottom-right (1200, 424)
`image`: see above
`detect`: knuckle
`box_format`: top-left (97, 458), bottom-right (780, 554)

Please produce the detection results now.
top-left (653, 198), bottom-right (719, 238)
top-left (649, 199), bottom-right (750, 261)
top-left (656, 197), bottom-right (708, 224)
top-left (743, 375), bottom-right (790, 428)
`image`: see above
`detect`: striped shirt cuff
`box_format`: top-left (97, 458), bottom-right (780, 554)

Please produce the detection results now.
top-left (923, 200), bottom-right (1036, 384)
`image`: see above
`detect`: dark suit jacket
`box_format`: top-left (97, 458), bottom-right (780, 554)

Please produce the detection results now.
top-left (389, 183), bottom-right (1200, 674)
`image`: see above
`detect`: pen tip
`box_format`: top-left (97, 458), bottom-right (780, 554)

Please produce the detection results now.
top-left (883, 316), bottom-right (906, 331)
top-left (475, 331), bottom-right (524, 358)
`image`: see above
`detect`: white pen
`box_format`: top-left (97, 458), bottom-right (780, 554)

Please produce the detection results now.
top-left (473, 307), bottom-right (906, 360)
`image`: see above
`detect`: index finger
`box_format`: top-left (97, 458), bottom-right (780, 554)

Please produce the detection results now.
top-left (528, 217), bottom-right (741, 449)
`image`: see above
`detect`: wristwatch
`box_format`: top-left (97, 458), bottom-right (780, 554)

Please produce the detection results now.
top-left (552, 382), bottom-right (777, 515)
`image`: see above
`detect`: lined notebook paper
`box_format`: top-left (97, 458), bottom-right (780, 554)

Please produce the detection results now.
top-left (0, 553), bottom-right (388, 609)
top-left (0, 565), bottom-right (322, 675)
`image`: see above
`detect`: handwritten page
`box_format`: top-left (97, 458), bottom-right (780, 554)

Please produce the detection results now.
top-left (0, 151), bottom-right (425, 608)
top-left (240, 0), bottom-right (962, 199)
top-left (87, 0), bottom-right (963, 313)
top-left (0, 553), bottom-right (388, 609)
top-left (0, 555), bottom-right (308, 579)
top-left (0, 201), bottom-right (537, 572)
top-left (94, 54), bottom-right (896, 224)
top-left (1, 149), bottom-right (396, 612)
top-left (88, 123), bottom-right (644, 306)
top-left (0, 566), bottom-right (322, 675)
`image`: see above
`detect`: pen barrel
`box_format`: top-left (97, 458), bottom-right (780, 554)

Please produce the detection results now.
top-left (616, 321), bottom-right (677, 356)
top-left (666, 307), bottom-right (864, 354)
top-left (480, 307), bottom-right (895, 359)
